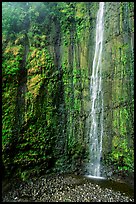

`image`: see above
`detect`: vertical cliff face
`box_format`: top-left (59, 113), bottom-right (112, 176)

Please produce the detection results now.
top-left (102, 2), bottom-right (134, 175)
top-left (2, 2), bottom-right (134, 179)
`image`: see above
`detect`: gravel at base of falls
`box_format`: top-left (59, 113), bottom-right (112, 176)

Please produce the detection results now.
top-left (2, 174), bottom-right (134, 202)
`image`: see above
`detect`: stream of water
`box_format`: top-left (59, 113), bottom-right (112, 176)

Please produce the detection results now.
top-left (88, 2), bottom-right (105, 177)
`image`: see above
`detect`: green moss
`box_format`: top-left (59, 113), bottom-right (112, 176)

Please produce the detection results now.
top-left (2, 2), bottom-right (134, 179)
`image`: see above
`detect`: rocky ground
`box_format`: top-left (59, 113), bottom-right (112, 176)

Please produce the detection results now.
top-left (2, 174), bottom-right (134, 202)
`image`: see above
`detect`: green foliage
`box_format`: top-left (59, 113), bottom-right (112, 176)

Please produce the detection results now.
top-left (108, 136), bottom-right (134, 174)
top-left (2, 2), bottom-right (29, 37)
top-left (2, 2), bottom-right (134, 180)
top-left (2, 44), bottom-right (23, 79)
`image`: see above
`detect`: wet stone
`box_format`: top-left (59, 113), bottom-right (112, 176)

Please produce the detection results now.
top-left (2, 174), bottom-right (134, 202)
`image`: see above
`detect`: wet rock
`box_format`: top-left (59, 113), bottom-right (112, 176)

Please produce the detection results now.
top-left (2, 174), bottom-right (134, 202)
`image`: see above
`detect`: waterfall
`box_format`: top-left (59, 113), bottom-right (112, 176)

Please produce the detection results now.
top-left (88, 2), bottom-right (105, 177)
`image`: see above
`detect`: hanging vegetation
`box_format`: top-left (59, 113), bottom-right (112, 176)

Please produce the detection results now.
top-left (2, 2), bottom-right (134, 181)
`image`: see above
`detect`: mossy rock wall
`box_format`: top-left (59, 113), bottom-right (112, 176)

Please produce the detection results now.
top-left (101, 2), bottom-right (134, 174)
top-left (2, 2), bottom-right (134, 179)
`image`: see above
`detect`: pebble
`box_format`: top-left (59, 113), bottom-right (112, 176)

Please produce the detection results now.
top-left (2, 174), bottom-right (134, 202)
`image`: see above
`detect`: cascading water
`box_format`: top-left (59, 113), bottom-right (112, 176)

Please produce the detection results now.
top-left (87, 2), bottom-right (105, 178)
